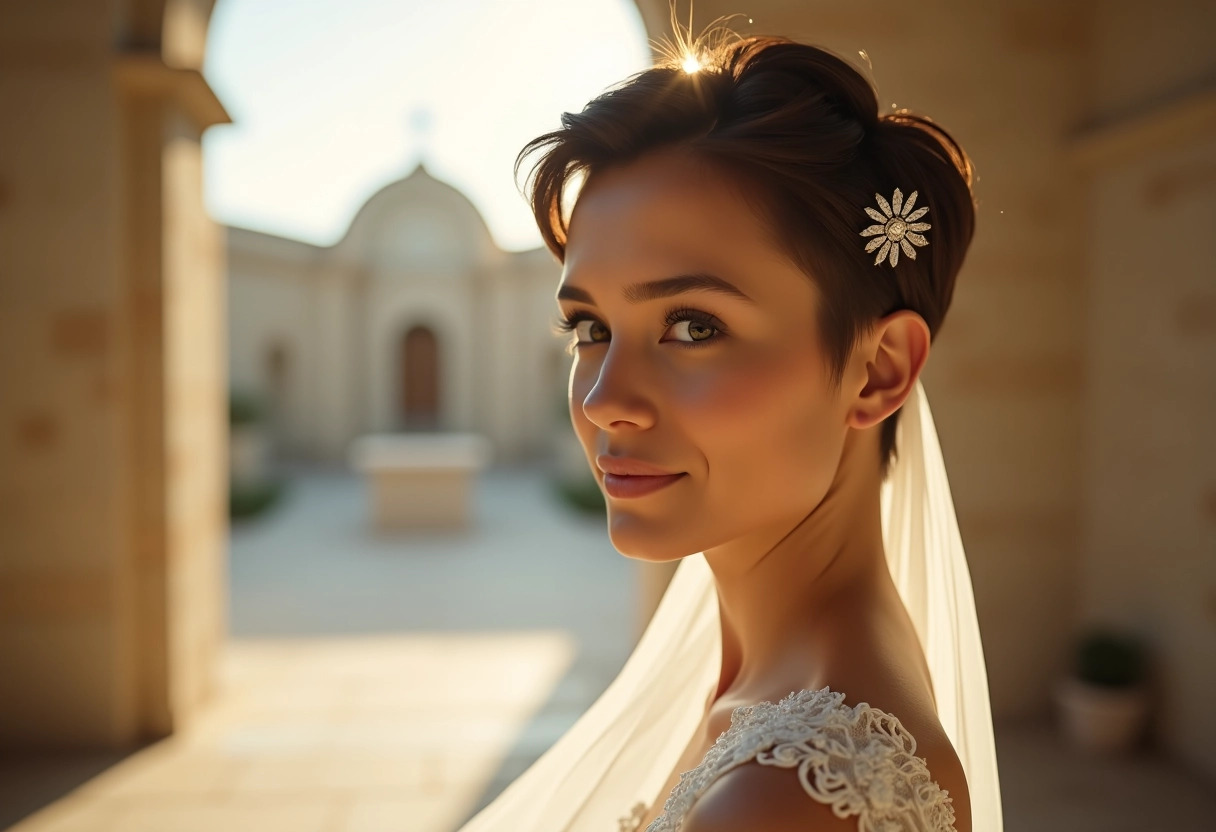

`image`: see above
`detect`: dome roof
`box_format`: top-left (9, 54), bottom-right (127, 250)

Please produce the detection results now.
top-left (335, 162), bottom-right (499, 269)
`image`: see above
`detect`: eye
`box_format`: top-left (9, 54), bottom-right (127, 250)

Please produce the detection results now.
top-left (662, 307), bottom-right (723, 346)
top-left (572, 317), bottom-right (608, 343)
top-left (551, 312), bottom-right (608, 354)
top-left (550, 307), bottom-right (726, 354)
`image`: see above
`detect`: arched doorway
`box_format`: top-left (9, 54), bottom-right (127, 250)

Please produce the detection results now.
top-left (400, 324), bottom-right (440, 430)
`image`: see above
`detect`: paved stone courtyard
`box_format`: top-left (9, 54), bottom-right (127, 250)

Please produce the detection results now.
top-left (2, 463), bottom-right (1213, 831)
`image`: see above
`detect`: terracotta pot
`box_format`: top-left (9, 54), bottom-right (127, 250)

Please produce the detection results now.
top-left (1054, 675), bottom-right (1149, 754)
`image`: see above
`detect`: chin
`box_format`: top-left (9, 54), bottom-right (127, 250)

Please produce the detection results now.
top-left (605, 513), bottom-right (698, 563)
top-left (617, 548), bottom-right (690, 565)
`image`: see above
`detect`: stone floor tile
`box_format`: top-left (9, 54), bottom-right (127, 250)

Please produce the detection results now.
top-left (104, 795), bottom-right (343, 832)
top-left (338, 794), bottom-right (478, 832)
top-left (74, 745), bottom-right (247, 800)
top-left (995, 718), bottom-right (1216, 830)
top-left (5, 798), bottom-right (119, 832)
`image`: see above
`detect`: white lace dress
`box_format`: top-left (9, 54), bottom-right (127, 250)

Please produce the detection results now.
top-left (617, 687), bottom-right (957, 832)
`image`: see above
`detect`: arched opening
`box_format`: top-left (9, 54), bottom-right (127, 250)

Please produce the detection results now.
top-left (400, 324), bottom-right (440, 430)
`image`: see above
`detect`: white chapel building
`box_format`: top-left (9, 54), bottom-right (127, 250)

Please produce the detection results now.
top-left (225, 162), bottom-right (571, 466)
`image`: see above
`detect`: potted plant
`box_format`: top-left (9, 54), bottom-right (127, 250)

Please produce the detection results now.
top-left (1054, 627), bottom-right (1151, 754)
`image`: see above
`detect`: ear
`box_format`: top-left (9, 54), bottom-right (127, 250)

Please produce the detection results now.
top-left (845, 310), bottom-right (931, 430)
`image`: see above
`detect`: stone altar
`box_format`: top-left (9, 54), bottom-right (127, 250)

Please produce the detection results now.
top-left (349, 433), bottom-right (493, 531)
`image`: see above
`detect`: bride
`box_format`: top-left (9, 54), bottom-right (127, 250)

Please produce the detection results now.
top-left (459, 33), bottom-right (1002, 832)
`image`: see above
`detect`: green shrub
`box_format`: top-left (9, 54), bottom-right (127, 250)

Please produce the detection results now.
top-left (229, 390), bottom-right (265, 427)
top-left (551, 476), bottom-right (606, 515)
top-left (229, 477), bottom-right (286, 521)
top-left (1076, 629), bottom-right (1147, 688)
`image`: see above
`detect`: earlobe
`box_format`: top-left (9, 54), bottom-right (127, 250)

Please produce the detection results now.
top-left (848, 405), bottom-right (885, 431)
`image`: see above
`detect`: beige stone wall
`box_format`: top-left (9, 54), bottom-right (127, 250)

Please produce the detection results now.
top-left (0, 8), bottom-right (130, 745)
top-left (227, 229), bottom-right (324, 456)
top-left (162, 107), bottom-right (227, 736)
top-left (516, 250), bottom-right (576, 459)
top-left (479, 250), bottom-right (570, 462)
top-left (1076, 0), bottom-right (1216, 782)
top-left (0, 0), bottom-right (227, 747)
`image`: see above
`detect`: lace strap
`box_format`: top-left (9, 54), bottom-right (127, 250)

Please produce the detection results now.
top-left (645, 687), bottom-right (957, 831)
top-left (750, 697), bottom-right (957, 830)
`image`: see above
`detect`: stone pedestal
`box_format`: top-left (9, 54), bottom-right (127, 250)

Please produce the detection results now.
top-left (349, 433), bottom-right (493, 531)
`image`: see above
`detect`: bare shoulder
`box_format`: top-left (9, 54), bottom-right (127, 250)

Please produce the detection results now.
top-left (680, 761), bottom-right (859, 832)
top-left (681, 701), bottom-right (971, 832)
top-left (871, 698), bottom-right (971, 832)
top-left (912, 728), bottom-right (971, 832)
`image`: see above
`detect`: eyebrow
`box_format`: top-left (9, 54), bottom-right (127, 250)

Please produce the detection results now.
top-left (556, 272), bottom-right (756, 307)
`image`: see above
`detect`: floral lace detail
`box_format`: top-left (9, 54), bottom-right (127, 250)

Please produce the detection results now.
top-left (618, 687), bottom-right (956, 832)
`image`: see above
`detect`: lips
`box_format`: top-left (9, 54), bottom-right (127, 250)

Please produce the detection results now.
top-left (601, 471), bottom-right (686, 499)
top-left (595, 455), bottom-right (682, 476)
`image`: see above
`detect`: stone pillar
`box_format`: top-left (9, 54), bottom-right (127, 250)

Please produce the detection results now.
top-left (0, 0), bottom-right (230, 747)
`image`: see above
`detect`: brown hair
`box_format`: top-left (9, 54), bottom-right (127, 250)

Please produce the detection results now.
top-left (516, 35), bottom-right (976, 479)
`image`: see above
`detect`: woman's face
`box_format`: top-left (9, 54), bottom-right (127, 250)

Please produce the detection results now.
top-left (557, 149), bottom-right (854, 562)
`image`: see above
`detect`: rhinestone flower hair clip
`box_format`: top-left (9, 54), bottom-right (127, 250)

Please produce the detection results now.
top-left (860, 188), bottom-right (931, 267)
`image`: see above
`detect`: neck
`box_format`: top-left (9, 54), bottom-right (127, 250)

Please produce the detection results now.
top-left (702, 426), bottom-right (893, 705)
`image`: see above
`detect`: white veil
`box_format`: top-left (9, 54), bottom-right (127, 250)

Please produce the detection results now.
top-left (457, 377), bottom-right (1003, 831)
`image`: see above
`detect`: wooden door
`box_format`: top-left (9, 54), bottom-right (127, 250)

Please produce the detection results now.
top-left (401, 325), bottom-right (439, 430)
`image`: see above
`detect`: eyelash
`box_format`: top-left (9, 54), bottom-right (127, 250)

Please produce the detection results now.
top-left (551, 307), bottom-right (726, 355)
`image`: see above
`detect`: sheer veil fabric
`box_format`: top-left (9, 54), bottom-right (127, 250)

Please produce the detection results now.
top-left (457, 378), bottom-right (1003, 831)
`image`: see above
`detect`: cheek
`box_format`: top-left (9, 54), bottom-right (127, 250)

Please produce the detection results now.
top-left (678, 355), bottom-right (841, 509)
top-left (675, 351), bottom-right (819, 438)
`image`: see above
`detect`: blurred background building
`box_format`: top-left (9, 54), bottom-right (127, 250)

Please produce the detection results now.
top-left (1, 0), bottom-right (1214, 829)
top-left (226, 163), bottom-right (566, 463)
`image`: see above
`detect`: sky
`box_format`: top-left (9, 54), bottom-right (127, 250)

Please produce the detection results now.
top-left (201, 0), bottom-right (652, 252)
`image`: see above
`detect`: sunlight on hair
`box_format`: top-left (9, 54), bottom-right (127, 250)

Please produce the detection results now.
top-left (651, 0), bottom-right (746, 72)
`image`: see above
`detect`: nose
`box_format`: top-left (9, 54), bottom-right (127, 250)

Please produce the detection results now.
top-left (578, 343), bottom-right (658, 431)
